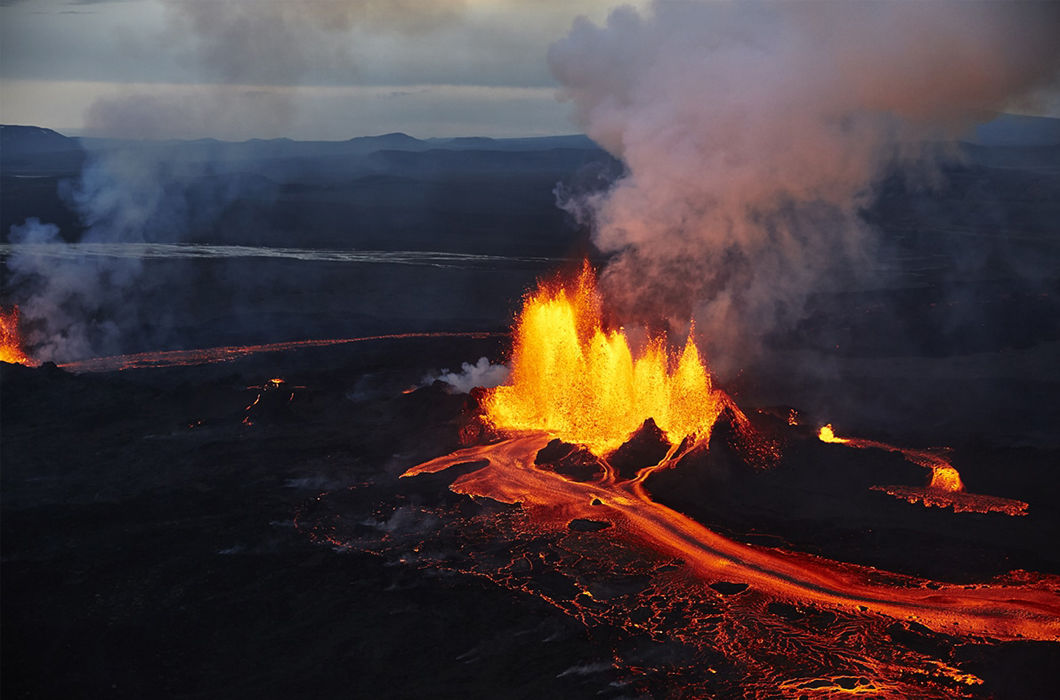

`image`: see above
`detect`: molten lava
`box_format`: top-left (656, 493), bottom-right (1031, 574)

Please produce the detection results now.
top-left (484, 262), bottom-right (725, 454)
top-left (0, 306), bottom-right (30, 365)
top-left (817, 424), bottom-right (848, 444)
top-left (820, 423), bottom-right (964, 490)
top-left (395, 265), bottom-right (1057, 648)
top-left (58, 331), bottom-right (502, 373)
top-left (818, 423), bottom-right (1028, 515)
top-left (403, 438), bottom-right (1058, 641)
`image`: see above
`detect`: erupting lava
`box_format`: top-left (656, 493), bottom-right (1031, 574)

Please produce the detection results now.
top-left (398, 264), bottom-right (1058, 657)
top-left (817, 424), bottom-right (1028, 515)
top-left (819, 423), bottom-right (963, 491)
top-left (0, 306), bottom-right (30, 365)
top-left (484, 262), bottom-right (725, 454)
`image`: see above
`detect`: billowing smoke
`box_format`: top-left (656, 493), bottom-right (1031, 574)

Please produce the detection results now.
top-left (6, 147), bottom-right (215, 360)
top-left (10, 1), bottom-right (474, 360)
top-left (549, 0), bottom-right (1060, 376)
top-left (6, 218), bottom-right (128, 361)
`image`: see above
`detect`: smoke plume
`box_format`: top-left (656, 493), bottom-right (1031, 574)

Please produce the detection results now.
top-left (5, 141), bottom-right (279, 361)
top-left (11, 1), bottom-right (475, 359)
top-left (549, 0), bottom-right (1060, 375)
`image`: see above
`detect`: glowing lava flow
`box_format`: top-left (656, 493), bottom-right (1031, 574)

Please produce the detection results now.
top-left (818, 424), bottom-right (1029, 515)
top-left (401, 266), bottom-right (1059, 644)
top-left (484, 262), bottom-right (726, 453)
top-left (58, 332), bottom-right (503, 373)
top-left (403, 438), bottom-right (1060, 642)
top-left (0, 306), bottom-right (31, 365)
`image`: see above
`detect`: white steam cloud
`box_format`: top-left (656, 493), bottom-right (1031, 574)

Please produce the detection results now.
top-left (428, 356), bottom-right (510, 394)
top-left (549, 0), bottom-right (1060, 376)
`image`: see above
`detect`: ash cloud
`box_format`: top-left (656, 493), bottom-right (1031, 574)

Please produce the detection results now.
top-left (549, 0), bottom-right (1060, 376)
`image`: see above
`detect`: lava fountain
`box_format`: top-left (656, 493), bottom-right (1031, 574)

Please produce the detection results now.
top-left (484, 262), bottom-right (726, 454)
top-left (401, 264), bottom-right (1060, 646)
top-left (0, 306), bottom-right (31, 365)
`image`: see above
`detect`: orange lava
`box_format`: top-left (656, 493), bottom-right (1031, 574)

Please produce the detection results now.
top-left (399, 267), bottom-right (1057, 646)
top-left (817, 424), bottom-right (1028, 515)
top-left (0, 306), bottom-right (31, 365)
top-left (484, 262), bottom-right (726, 454)
top-left (817, 424), bottom-right (848, 444)
top-left (819, 424), bottom-right (962, 491)
top-left (403, 435), bottom-right (1059, 642)
top-left (57, 332), bottom-right (503, 373)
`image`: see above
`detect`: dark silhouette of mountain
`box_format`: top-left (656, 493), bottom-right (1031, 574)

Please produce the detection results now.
top-left (0, 125), bottom-right (81, 155)
top-left (971, 113), bottom-right (1060, 146)
top-left (349, 132), bottom-right (421, 148)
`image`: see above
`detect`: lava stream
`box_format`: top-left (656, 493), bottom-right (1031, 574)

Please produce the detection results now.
top-left (57, 332), bottom-right (503, 373)
top-left (403, 264), bottom-right (1057, 642)
top-left (818, 424), bottom-right (1029, 516)
top-left (403, 436), bottom-right (1060, 642)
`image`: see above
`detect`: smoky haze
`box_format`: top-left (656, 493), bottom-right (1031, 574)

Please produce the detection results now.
top-left (549, 0), bottom-right (1060, 376)
top-left (84, 0), bottom-right (470, 139)
top-left (163, 0), bottom-right (466, 86)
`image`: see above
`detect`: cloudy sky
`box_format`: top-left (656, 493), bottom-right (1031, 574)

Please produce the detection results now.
top-left (0, 0), bottom-right (649, 139)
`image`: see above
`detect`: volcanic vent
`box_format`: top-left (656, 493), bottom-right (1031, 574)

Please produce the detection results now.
top-left (481, 262), bottom-right (730, 455)
top-left (395, 265), bottom-right (1058, 631)
top-left (1, 306), bottom-right (30, 365)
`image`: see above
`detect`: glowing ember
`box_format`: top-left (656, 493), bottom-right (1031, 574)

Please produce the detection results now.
top-left (484, 262), bottom-right (725, 454)
top-left (0, 306), bottom-right (30, 365)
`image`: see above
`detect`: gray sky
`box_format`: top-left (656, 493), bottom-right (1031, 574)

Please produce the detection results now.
top-left (0, 0), bottom-right (648, 138)
top-left (2, 0), bottom-right (1057, 140)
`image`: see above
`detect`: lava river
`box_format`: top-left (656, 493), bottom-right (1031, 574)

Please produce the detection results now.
top-left (388, 264), bottom-right (1060, 695)
top-left (403, 435), bottom-right (1060, 643)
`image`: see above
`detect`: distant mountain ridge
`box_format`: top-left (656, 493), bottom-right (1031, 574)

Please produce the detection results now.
top-left (4, 114), bottom-right (1059, 162)
top-left (972, 113), bottom-right (1060, 146)
top-left (1, 125), bottom-right (81, 155)
top-left (0, 125), bottom-right (601, 162)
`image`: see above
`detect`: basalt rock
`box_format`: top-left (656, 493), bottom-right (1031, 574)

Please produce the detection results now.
top-left (608, 418), bottom-right (672, 481)
top-left (535, 439), bottom-right (606, 482)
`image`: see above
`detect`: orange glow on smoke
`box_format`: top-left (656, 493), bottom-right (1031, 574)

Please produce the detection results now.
top-left (0, 306), bottom-right (30, 365)
top-left (483, 262), bottom-right (725, 454)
